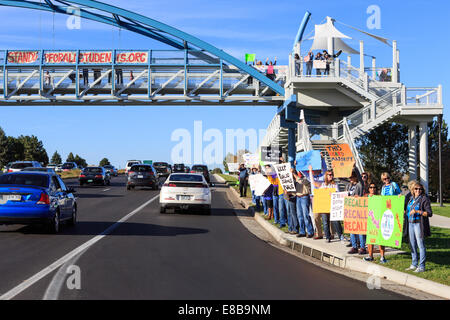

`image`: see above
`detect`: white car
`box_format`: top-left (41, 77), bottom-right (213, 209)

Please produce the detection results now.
top-left (159, 173), bottom-right (211, 214)
top-left (125, 160), bottom-right (142, 174)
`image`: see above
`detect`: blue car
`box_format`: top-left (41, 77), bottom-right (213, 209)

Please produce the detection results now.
top-left (0, 172), bottom-right (77, 233)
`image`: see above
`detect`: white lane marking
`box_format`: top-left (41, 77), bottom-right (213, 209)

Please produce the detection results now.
top-left (102, 188), bottom-right (111, 192)
top-left (0, 194), bottom-right (160, 300)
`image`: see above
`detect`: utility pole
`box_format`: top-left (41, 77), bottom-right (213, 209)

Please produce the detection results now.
top-left (438, 114), bottom-right (443, 207)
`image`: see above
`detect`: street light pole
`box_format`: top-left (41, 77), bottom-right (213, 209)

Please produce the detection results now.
top-left (438, 114), bottom-right (443, 207)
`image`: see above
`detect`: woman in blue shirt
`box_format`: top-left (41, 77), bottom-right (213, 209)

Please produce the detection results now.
top-left (380, 172), bottom-right (401, 195)
top-left (405, 182), bottom-right (432, 273)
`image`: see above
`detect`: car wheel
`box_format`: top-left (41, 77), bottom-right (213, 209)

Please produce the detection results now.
top-left (80, 182), bottom-right (84, 187)
top-left (68, 206), bottom-right (77, 226)
top-left (48, 211), bottom-right (60, 234)
top-left (160, 206), bottom-right (166, 214)
top-left (107, 179), bottom-right (111, 186)
top-left (126, 185), bottom-right (131, 190)
top-left (204, 207), bottom-right (211, 215)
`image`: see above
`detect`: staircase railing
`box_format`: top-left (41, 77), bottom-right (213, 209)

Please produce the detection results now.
top-left (341, 117), bottom-right (364, 174)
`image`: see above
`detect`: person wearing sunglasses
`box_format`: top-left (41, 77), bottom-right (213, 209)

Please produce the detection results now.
top-left (364, 184), bottom-right (387, 263)
top-left (380, 172), bottom-right (401, 196)
top-left (346, 170), bottom-right (366, 254)
top-left (405, 182), bottom-right (433, 273)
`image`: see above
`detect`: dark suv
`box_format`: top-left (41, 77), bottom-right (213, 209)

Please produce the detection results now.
top-left (191, 164), bottom-right (210, 184)
top-left (153, 162), bottom-right (171, 177)
top-left (127, 164), bottom-right (158, 190)
top-left (79, 167), bottom-right (111, 186)
top-left (173, 163), bottom-right (185, 173)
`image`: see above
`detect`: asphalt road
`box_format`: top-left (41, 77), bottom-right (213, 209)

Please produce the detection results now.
top-left (0, 175), bottom-right (408, 300)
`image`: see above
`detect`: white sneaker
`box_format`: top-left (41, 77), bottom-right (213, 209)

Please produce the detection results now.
top-left (414, 267), bottom-right (425, 273)
top-left (405, 265), bottom-right (417, 271)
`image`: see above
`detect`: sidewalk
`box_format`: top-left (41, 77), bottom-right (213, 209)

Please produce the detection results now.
top-left (214, 174), bottom-right (450, 300)
top-left (430, 214), bottom-right (450, 229)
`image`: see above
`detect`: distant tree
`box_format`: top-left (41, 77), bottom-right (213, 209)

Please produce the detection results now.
top-left (17, 135), bottom-right (48, 166)
top-left (0, 127), bottom-right (8, 168)
top-left (99, 158), bottom-right (111, 167)
top-left (66, 152), bottom-right (76, 163)
top-left (50, 151), bottom-right (62, 165)
top-left (74, 154), bottom-right (88, 168)
top-left (3, 137), bottom-right (24, 164)
top-left (356, 122), bottom-right (408, 185)
top-left (212, 168), bottom-right (223, 174)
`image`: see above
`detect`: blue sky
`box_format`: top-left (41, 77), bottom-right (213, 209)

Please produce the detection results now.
top-left (0, 0), bottom-right (448, 169)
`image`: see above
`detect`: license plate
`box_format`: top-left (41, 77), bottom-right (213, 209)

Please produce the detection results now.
top-left (6, 194), bottom-right (21, 201)
top-left (138, 175), bottom-right (144, 179)
top-left (177, 195), bottom-right (191, 201)
top-left (88, 179), bottom-right (93, 183)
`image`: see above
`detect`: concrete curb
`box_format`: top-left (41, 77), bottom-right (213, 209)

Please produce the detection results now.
top-left (217, 174), bottom-right (450, 300)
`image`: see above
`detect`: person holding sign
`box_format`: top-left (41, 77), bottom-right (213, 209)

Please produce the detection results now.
top-left (363, 183), bottom-right (387, 263)
top-left (405, 182), bottom-right (433, 273)
top-left (293, 169), bottom-right (314, 238)
top-left (250, 168), bottom-right (262, 212)
top-left (310, 167), bottom-right (335, 242)
top-left (346, 171), bottom-right (366, 254)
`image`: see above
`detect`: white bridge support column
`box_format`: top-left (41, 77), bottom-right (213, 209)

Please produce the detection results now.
top-left (408, 125), bottom-right (418, 181)
top-left (419, 122), bottom-right (429, 193)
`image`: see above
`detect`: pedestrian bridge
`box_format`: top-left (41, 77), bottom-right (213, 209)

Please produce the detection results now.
top-left (0, 49), bottom-right (286, 106)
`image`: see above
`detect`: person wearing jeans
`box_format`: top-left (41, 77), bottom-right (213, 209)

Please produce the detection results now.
top-left (293, 170), bottom-right (314, 237)
top-left (346, 170), bottom-right (366, 254)
top-left (285, 191), bottom-right (299, 234)
top-left (238, 164), bottom-right (248, 197)
top-left (405, 182), bottom-right (432, 273)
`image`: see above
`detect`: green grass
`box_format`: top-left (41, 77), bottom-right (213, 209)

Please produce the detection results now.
top-left (376, 227), bottom-right (450, 286)
top-left (431, 204), bottom-right (450, 218)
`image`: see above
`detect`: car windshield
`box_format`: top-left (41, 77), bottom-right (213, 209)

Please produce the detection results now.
top-left (62, 163), bottom-right (74, 168)
top-left (127, 162), bottom-right (139, 167)
top-left (0, 174), bottom-right (49, 188)
top-left (130, 165), bottom-right (152, 172)
top-left (10, 163), bottom-right (34, 169)
top-left (170, 174), bottom-right (203, 182)
top-left (84, 168), bottom-right (103, 173)
top-left (174, 164), bottom-right (184, 169)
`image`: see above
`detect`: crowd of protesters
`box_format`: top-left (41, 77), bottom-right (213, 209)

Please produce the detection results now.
top-left (235, 159), bottom-right (433, 273)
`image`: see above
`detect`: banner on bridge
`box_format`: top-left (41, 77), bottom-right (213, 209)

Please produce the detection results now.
top-left (7, 51), bottom-right (39, 64)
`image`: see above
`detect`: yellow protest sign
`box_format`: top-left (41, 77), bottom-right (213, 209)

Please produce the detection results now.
top-left (325, 144), bottom-right (355, 178)
top-left (312, 188), bottom-right (336, 214)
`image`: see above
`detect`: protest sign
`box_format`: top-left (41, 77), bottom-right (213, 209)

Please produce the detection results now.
top-left (251, 174), bottom-right (271, 196)
top-left (273, 163), bottom-right (296, 192)
top-left (330, 192), bottom-right (347, 221)
top-left (313, 60), bottom-right (326, 69)
top-left (312, 188), bottom-right (336, 213)
top-left (245, 53), bottom-right (256, 63)
top-left (367, 196), bottom-right (405, 248)
top-left (343, 196), bottom-right (368, 235)
top-left (325, 144), bottom-right (355, 178)
top-left (7, 51), bottom-right (39, 64)
top-left (243, 153), bottom-right (259, 168)
top-left (227, 163), bottom-right (239, 173)
top-left (261, 146), bottom-right (282, 164)
top-left (296, 150), bottom-right (322, 172)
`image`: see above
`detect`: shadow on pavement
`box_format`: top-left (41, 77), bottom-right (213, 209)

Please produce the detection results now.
top-left (3, 221), bottom-right (209, 237)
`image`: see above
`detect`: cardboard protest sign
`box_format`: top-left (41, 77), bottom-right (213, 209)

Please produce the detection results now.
top-left (343, 196), bottom-right (368, 235)
top-left (330, 192), bottom-right (348, 221)
top-left (367, 196), bottom-right (405, 248)
top-left (325, 144), bottom-right (355, 178)
top-left (251, 174), bottom-right (271, 196)
top-left (312, 188), bottom-right (336, 214)
top-left (273, 163), bottom-right (295, 192)
top-left (245, 53), bottom-right (256, 63)
top-left (296, 150), bottom-right (322, 172)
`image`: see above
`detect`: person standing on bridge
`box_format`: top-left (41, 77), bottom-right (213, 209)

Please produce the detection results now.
top-left (315, 52), bottom-right (323, 76)
top-left (304, 51), bottom-right (314, 76)
top-left (265, 57), bottom-right (277, 81)
top-left (82, 68), bottom-right (89, 86)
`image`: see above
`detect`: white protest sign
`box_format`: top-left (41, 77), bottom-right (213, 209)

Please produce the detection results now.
top-left (273, 163), bottom-right (296, 193)
top-left (330, 192), bottom-right (348, 221)
top-left (243, 153), bottom-right (259, 168)
top-left (252, 174), bottom-right (271, 196)
top-left (227, 163), bottom-right (239, 173)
